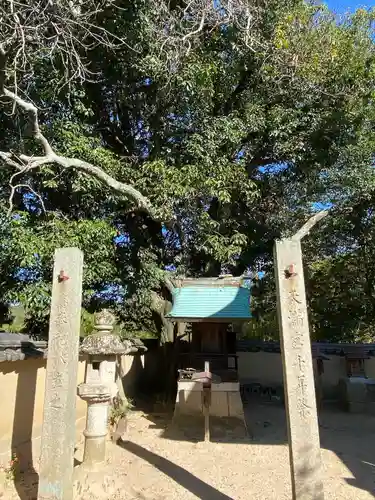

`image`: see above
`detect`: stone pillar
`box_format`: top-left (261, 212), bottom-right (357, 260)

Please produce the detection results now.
top-left (78, 310), bottom-right (128, 467)
top-left (38, 248), bottom-right (84, 500)
top-left (274, 239), bottom-right (324, 500)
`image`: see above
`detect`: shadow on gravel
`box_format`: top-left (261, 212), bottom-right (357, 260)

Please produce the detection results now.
top-left (118, 439), bottom-right (234, 500)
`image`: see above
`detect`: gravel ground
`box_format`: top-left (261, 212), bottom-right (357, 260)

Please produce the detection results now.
top-left (2, 401), bottom-right (375, 499)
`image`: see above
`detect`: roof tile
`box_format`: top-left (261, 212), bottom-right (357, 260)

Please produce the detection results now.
top-left (167, 285), bottom-right (251, 320)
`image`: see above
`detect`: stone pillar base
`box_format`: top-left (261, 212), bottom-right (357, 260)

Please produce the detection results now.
top-left (83, 436), bottom-right (107, 465)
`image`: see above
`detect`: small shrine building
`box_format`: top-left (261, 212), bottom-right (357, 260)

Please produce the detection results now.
top-left (167, 275), bottom-right (251, 420)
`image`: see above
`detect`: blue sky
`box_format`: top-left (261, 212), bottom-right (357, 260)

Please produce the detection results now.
top-left (326, 0), bottom-right (374, 12)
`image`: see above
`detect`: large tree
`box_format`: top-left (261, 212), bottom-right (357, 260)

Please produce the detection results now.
top-left (0, 1), bottom-right (374, 341)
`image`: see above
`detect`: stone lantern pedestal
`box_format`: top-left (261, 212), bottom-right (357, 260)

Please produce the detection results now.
top-left (77, 309), bottom-right (128, 467)
top-left (77, 383), bottom-right (112, 465)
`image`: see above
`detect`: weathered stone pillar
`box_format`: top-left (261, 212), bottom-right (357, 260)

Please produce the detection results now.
top-left (274, 238), bottom-right (324, 500)
top-left (78, 310), bottom-right (128, 467)
top-left (38, 248), bottom-right (84, 500)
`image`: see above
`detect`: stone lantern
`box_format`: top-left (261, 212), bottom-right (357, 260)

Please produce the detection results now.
top-left (77, 309), bottom-right (128, 466)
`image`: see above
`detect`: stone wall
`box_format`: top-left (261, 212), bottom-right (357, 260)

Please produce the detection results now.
top-left (0, 352), bottom-right (148, 468)
top-left (237, 349), bottom-right (375, 400)
top-left (0, 358), bottom-right (87, 467)
top-left (118, 354), bottom-right (145, 398)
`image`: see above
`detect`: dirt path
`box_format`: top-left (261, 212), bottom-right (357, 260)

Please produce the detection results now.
top-left (2, 403), bottom-right (375, 499)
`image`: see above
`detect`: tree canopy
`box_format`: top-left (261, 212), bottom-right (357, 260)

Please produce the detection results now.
top-left (0, 1), bottom-right (374, 341)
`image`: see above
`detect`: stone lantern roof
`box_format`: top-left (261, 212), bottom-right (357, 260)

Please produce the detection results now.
top-left (80, 309), bottom-right (147, 356)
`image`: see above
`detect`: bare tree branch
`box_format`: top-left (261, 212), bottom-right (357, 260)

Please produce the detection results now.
top-left (149, 0), bottom-right (268, 70)
top-left (0, 44), bottom-right (7, 93)
top-left (164, 278), bottom-right (175, 294)
top-left (8, 182), bottom-right (46, 215)
top-left (0, 0), bottom-right (328, 219)
top-left (15, 153), bottom-right (152, 211)
top-left (0, 152), bottom-right (23, 170)
top-left (0, 0), bottom-right (134, 92)
top-left (292, 210), bottom-right (329, 241)
top-left (3, 89), bottom-right (53, 155)
top-left (0, 0), bottom-right (161, 215)
top-left (182, 10), bottom-right (206, 41)
top-left (0, 85), bottom-right (153, 214)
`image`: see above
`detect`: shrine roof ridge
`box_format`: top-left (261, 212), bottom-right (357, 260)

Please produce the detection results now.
top-left (179, 275), bottom-right (251, 288)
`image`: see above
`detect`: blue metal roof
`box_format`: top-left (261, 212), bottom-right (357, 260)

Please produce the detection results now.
top-left (167, 285), bottom-right (251, 320)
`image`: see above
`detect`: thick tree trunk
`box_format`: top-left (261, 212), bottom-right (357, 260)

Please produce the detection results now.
top-left (150, 291), bottom-right (176, 401)
top-left (150, 284), bottom-right (188, 403)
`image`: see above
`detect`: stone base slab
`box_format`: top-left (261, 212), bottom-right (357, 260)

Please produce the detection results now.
top-left (177, 380), bottom-right (240, 392)
top-left (339, 377), bottom-right (375, 414)
top-left (174, 381), bottom-right (244, 419)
